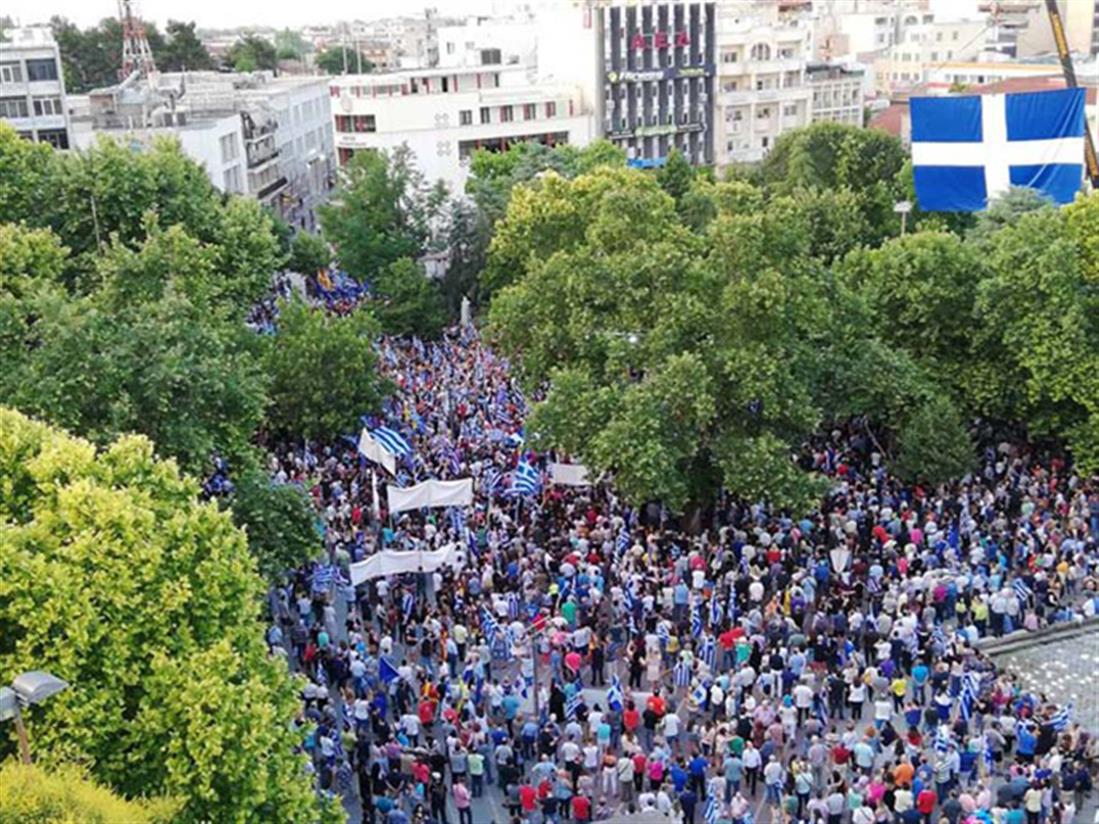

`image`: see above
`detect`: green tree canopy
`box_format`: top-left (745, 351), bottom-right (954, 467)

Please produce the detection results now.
top-left (314, 47), bottom-right (374, 75)
top-left (156, 20), bottom-right (215, 71)
top-left (226, 35), bottom-right (278, 73)
top-left (264, 297), bottom-right (389, 440)
top-left (0, 408), bottom-right (340, 823)
top-left (225, 469), bottom-right (320, 583)
top-left (372, 257), bottom-right (446, 338)
top-left (288, 230), bottom-right (331, 275)
top-left (0, 762), bottom-right (178, 823)
top-left (319, 146), bottom-right (432, 284)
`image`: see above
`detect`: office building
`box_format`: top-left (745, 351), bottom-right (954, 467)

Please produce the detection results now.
top-left (807, 62), bottom-right (866, 126)
top-left (0, 26), bottom-right (71, 149)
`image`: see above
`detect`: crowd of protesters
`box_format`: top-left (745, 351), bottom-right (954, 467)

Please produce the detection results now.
top-left (257, 322), bottom-right (1098, 824)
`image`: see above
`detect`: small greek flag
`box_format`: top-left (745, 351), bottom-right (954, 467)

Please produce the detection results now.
top-left (370, 426), bottom-right (412, 456)
top-left (514, 676), bottom-right (529, 700)
top-left (710, 596), bottom-right (723, 629)
top-left (814, 694), bottom-right (829, 725)
top-left (616, 528), bottom-right (631, 557)
top-left (675, 659), bottom-right (691, 688)
top-left (960, 672), bottom-right (979, 721)
top-left (935, 725), bottom-right (951, 754)
top-left (481, 606), bottom-right (499, 647)
top-left (482, 466), bottom-right (502, 497)
top-left (402, 591), bottom-right (415, 620)
top-left (705, 795), bottom-right (720, 824)
top-left (566, 687), bottom-right (582, 720)
top-left (1050, 702), bottom-right (1074, 731)
top-left (509, 460), bottom-right (542, 497)
top-left (1012, 578), bottom-right (1033, 602)
top-left (691, 602), bottom-right (703, 639)
top-left (507, 592), bottom-right (521, 621)
top-left (608, 674), bottom-right (624, 712)
top-left (700, 635), bottom-right (716, 670)
top-left (657, 622), bottom-right (670, 646)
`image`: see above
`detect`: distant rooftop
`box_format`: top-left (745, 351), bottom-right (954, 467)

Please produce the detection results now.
top-left (0, 25), bottom-right (57, 48)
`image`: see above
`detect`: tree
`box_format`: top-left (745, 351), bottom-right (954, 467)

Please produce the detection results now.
top-left (0, 223), bottom-right (69, 298)
top-left (0, 290), bottom-right (269, 474)
top-left (157, 20), bottom-right (215, 71)
top-left (226, 469), bottom-right (320, 582)
top-left (319, 146), bottom-right (431, 284)
top-left (655, 148), bottom-right (694, 205)
top-left (264, 297), bottom-right (389, 440)
top-left (440, 198), bottom-right (491, 313)
top-left (314, 47), bottom-right (373, 75)
top-left (0, 762), bottom-right (178, 823)
top-left (372, 257), bottom-right (446, 338)
top-left (274, 28), bottom-right (308, 61)
top-left (0, 408), bottom-right (341, 823)
top-left (0, 123), bottom-right (53, 224)
top-left (226, 35), bottom-right (278, 73)
top-left (892, 393), bottom-right (975, 484)
top-left (288, 230), bottom-right (330, 275)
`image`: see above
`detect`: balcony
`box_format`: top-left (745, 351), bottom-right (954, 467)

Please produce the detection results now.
top-left (256, 176), bottom-right (289, 201)
top-left (722, 86), bottom-right (810, 106)
top-left (247, 145), bottom-right (280, 170)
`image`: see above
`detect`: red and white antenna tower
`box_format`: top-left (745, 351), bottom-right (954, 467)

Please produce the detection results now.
top-left (118, 0), bottom-right (157, 80)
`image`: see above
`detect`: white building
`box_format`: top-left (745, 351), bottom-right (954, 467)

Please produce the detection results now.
top-left (0, 26), bottom-right (71, 149)
top-left (812, 0), bottom-right (934, 60)
top-left (70, 71), bottom-right (335, 228)
top-left (806, 61), bottom-right (866, 126)
top-left (874, 18), bottom-right (988, 92)
top-left (436, 15), bottom-right (537, 69)
top-left (329, 64), bottom-right (595, 194)
top-left (713, 4), bottom-right (814, 167)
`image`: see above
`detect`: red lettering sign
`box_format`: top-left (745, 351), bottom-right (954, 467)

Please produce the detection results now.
top-left (653, 31), bottom-right (669, 48)
top-left (631, 33), bottom-right (648, 49)
top-left (675, 30), bottom-right (691, 47)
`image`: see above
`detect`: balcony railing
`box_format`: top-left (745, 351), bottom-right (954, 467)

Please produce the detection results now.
top-left (256, 176), bottom-right (289, 200)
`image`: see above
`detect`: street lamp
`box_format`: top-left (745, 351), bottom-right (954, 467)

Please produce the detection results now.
top-left (894, 200), bottom-right (913, 236)
top-left (0, 670), bottom-right (69, 764)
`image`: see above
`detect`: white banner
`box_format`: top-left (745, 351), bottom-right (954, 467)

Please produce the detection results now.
top-left (549, 462), bottom-right (591, 487)
top-left (358, 429), bottom-right (396, 476)
top-left (387, 478), bottom-right (474, 514)
top-left (350, 543), bottom-right (462, 585)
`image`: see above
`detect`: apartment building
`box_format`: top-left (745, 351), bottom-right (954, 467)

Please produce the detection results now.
top-left (874, 18), bottom-right (987, 92)
top-left (807, 62), bottom-right (866, 126)
top-left (712, 5), bottom-right (812, 167)
top-left (329, 65), bottom-right (594, 193)
top-left (0, 26), bottom-right (71, 149)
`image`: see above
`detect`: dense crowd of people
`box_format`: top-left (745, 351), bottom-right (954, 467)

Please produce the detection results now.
top-left (261, 323), bottom-right (1098, 824)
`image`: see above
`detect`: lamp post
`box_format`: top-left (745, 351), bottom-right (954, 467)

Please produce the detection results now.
top-left (0, 670), bottom-right (70, 764)
top-left (894, 200), bottom-right (913, 236)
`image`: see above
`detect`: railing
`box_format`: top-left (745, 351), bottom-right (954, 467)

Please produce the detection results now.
top-left (256, 176), bottom-right (288, 200)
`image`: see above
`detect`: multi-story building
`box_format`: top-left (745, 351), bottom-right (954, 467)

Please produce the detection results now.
top-left (812, 0), bottom-right (934, 60)
top-left (807, 61), bottom-right (866, 126)
top-left (329, 65), bottom-right (595, 193)
top-left (70, 71), bottom-right (334, 228)
top-left (0, 26), bottom-right (71, 149)
top-left (712, 4), bottom-right (812, 167)
top-left (436, 15), bottom-right (537, 69)
top-left (598, 1), bottom-right (717, 167)
top-left (873, 18), bottom-right (987, 92)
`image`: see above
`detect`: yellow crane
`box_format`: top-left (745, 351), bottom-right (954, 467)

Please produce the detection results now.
top-left (1043, 0), bottom-right (1099, 188)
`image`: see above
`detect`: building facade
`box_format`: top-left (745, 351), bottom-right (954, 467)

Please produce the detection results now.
top-left (599, 1), bottom-right (717, 167)
top-left (329, 65), bottom-right (594, 193)
top-left (807, 62), bottom-right (866, 125)
top-left (712, 5), bottom-right (812, 167)
top-left (0, 26), bottom-right (71, 149)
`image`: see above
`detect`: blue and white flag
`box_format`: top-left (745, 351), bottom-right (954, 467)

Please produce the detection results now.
top-left (608, 674), bottom-right (624, 712)
top-left (509, 460), bottom-right (541, 497)
top-left (481, 606), bottom-right (499, 647)
top-left (1012, 578), bottom-right (1033, 602)
top-left (370, 426), bottom-right (413, 457)
top-left (657, 622), bottom-right (670, 646)
top-left (935, 724), bottom-right (951, 754)
top-left (960, 672), bottom-right (979, 721)
top-left (710, 596), bottom-right (723, 629)
top-left (705, 796), bottom-right (720, 824)
top-left (692, 679), bottom-right (709, 708)
top-left (481, 466), bottom-right (503, 498)
top-left (1050, 702), bottom-right (1074, 732)
top-left (507, 592), bottom-right (521, 621)
top-left (691, 602), bottom-right (703, 639)
top-left (566, 687), bottom-right (582, 720)
top-left (674, 659), bottom-right (691, 688)
top-left (616, 528), bottom-right (631, 558)
top-left (700, 635), bottom-right (716, 671)
top-left (401, 591), bottom-right (416, 620)
top-left (911, 88), bottom-right (1085, 211)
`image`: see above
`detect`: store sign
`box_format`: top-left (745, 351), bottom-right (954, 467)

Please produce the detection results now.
top-left (631, 30), bottom-right (691, 49)
top-left (606, 65), bottom-right (715, 83)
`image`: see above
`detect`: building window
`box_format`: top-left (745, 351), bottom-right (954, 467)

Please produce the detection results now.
top-left (722, 51), bottom-right (738, 63)
top-left (32, 97), bottom-right (63, 116)
top-left (761, 136), bottom-right (770, 148)
top-left (446, 42), bottom-right (455, 54)
top-left (480, 48), bottom-right (502, 65)
top-left (523, 103), bottom-right (536, 120)
top-left (544, 101), bottom-right (557, 118)
top-left (500, 105), bottom-right (513, 123)
top-left (352, 115), bottom-right (376, 132)
top-left (219, 133), bottom-right (239, 163)
top-left (756, 107), bottom-right (771, 119)
top-left (723, 81), bottom-right (738, 92)
top-left (493, 73), bottom-right (500, 88)
top-left (0, 62), bottom-right (23, 83)
top-left (0, 97), bottom-right (30, 118)
top-left (25, 58), bottom-right (58, 82)
top-left (223, 165), bottom-right (242, 193)
top-left (37, 128), bottom-right (68, 149)
top-left (749, 43), bottom-right (771, 61)
top-left (783, 104), bottom-right (798, 116)
top-left (480, 106), bottom-right (490, 124)
top-left (459, 109), bottom-right (472, 126)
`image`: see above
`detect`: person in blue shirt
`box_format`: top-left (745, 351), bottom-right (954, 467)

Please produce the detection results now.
top-left (689, 753), bottom-right (709, 797)
top-left (670, 759), bottom-right (689, 793)
top-left (1016, 722), bottom-right (1037, 762)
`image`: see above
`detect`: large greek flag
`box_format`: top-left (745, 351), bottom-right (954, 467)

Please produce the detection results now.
top-left (911, 88), bottom-right (1085, 211)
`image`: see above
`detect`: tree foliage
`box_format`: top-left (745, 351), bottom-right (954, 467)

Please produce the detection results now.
top-left (0, 409), bottom-right (340, 823)
top-left (371, 257), bottom-right (447, 338)
top-left (314, 47), bottom-right (373, 74)
top-left (288, 230), bottom-right (330, 276)
top-left (319, 146), bottom-right (432, 285)
top-left (225, 35), bottom-right (278, 73)
top-left (0, 762), bottom-right (178, 824)
top-left (264, 297), bottom-right (389, 440)
top-left (158, 20), bottom-right (216, 71)
top-left (227, 469), bottom-right (321, 582)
